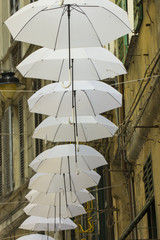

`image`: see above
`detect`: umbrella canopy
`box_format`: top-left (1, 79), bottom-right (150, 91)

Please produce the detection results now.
top-left (29, 144), bottom-right (107, 173)
top-left (17, 47), bottom-right (126, 81)
top-left (29, 171), bottom-right (101, 193)
top-left (19, 216), bottom-right (77, 231)
top-left (33, 115), bottom-right (118, 142)
top-left (24, 203), bottom-right (86, 218)
top-left (26, 189), bottom-right (95, 205)
top-left (28, 81), bottom-right (122, 117)
top-left (5, 0), bottom-right (132, 49)
top-left (17, 234), bottom-right (54, 240)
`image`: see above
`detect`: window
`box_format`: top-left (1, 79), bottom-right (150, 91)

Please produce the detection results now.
top-left (116, 0), bottom-right (128, 63)
top-left (143, 155), bottom-right (153, 200)
top-left (143, 156), bottom-right (157, 239)
top-left (3, 107), bottom-right (13, 194)
top-left (134, 0), bottom-right (143, 33)
top-left (10, 0), bottom-right (19, 15)
top-left (0, 121), bottom-right (3, 198)
top-left (33, 79), bottom-right (43, 156)
top-left (35, 113), bottom-right (43, 156)
top-left (18, 98), bottom-right (25, 184)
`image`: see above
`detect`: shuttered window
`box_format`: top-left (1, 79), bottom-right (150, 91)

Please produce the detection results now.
top-left (3, 107), bottom-right (13, 194)
top-left (134, 0), bottom-right (143, 33)
top-left (143, 155), bottom-right (153, 201)
top-left (116, 0), bottom-right (128, 63)
top-left (33, 79), bottom-right (43, 156)
top-left (35, 114), bottom-right (43, 156)
top-left (18, 98), bottom-right (25, 184)
top-left (0, 121), bottom-right (3, 198)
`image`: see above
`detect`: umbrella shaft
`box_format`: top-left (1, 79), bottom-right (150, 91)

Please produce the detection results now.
top-left (67, 5), bottom-right (71, 69)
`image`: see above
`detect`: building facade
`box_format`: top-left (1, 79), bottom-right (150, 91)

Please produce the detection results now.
top-left (109, 0), bottom-right (160, 240)
top-left (0, 0), bottom-right (160, 240)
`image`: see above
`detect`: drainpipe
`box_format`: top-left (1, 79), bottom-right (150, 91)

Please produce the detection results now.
top-left (9, 106), bottom-right (13, 191)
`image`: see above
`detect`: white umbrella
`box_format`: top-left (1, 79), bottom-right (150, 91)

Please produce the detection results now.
top-left (28, 171), bottom-right (101, 193)
top-left (26, 189), bottom-right (95, 205)
top-left (5, 0), bottom-right (132, 49)
top-left (27, 81), bottom-right (122, 117)
top-left (17, 47), bottom-right (126, 81)
top-left (24, 202), bottom-right (86, 218)
top-left (17, 234), bottom-right (54, 240)
top-left (19, 216), bottom-right (77, 231)
top-left (29, 144), bottom-right (107, 173)
top-left (32, 115), bottom-right (118, 142)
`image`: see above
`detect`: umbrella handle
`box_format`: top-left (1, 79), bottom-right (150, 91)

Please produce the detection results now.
top-left (76, 136), bottom-right (79, 152)
top-left (68, 107), bottom-right (74, 125)
top-left (61, 69), bottom-right (72, 88)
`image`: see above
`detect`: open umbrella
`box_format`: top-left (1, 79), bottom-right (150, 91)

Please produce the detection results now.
top-left (17, 234), bottom-right (54, 240)
top-left (29, 171), bottom-right (101, 193)
top-left (5, 0), bottom-right (132, 49)
top-left (33, 115), bottom-right (118, 142)
top-left (19, 216), bottom-right (77, 231)
top-left (27, 81), bottom-right (122, 117)
top-left (17, 47), bottom-right (126, 81)
top-left (29, 144), bottom-right (107, 173)
top-left (24, 202), bottom-right (86, 218)
top-left (26, 189), bottom-right (95, 205)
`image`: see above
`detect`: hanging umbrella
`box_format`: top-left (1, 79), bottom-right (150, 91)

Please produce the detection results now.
top-left (5, 0), bottom-right (132, 49)
top-left (24, 202), bottom-right (86, 218)
top-left (19, 216), bottom-right (77, 231)
top-left (26, 189), bottom-right (95, 205)
top-left (29, 144), bottom-right (107, 173)
top-left (17, 47), bottom-right (126, 81)
top-left (28, 171), bottom-right (101, 193)
top-left (17, 234), bottom-right (54, 240)
top-left (27, 81), bottom-right (122, 117)
top-left (32, 115), bottom-right (118, 142)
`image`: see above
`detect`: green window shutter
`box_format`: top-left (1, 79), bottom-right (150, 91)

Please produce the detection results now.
top-left (116, 0), bottom-right (128, 63)
top-left (3, 107), bottom-right (13, 194)
top-left (18, 98), bottom-right (25, 184)
top-left (0, 121), bottom-right (3, 198)
top-left (134, 0), bottom-right (143, 33)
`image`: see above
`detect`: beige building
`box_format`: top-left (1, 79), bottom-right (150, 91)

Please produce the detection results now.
top-left (0, 0), bottom-right (160, 240)
top-left (109, 1), bottom-right (160, 240)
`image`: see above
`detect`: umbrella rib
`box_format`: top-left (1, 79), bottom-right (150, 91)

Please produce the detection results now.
top-left (52, 124), bottom-right (62, 142)
top-left (75, 5), bottom-right (103, 47)
top-left (13, 7), bottom-right (49, 40)
top-left (55, 91), bottom-right (66, 118)
top-left (47, 205), bottom-right (52, 218)
top-left (29, 94), bottom-right (44, 112)
top-left (89, 58), bottom-right (101, 80)
top-left (54, 6), bottom-right (67, 50)
top-left (101, 7), bottom-right (133, 32)
top-left (82, 90), bottom-right (96, 116)
top-left (58, 59), bottom-right (65, 82)
top-left (77, 5), bottom-right (132, 33)
top-left (107, 92), bottom-right (121, 106)
top-left (80, 123), bottom-right (88, 142)
top-left (81, 155), bottom-right (92, 171)
top-left (70, 175), bottom-right (78, 192)
top-left (46, 174), bottom-right (55, 194)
